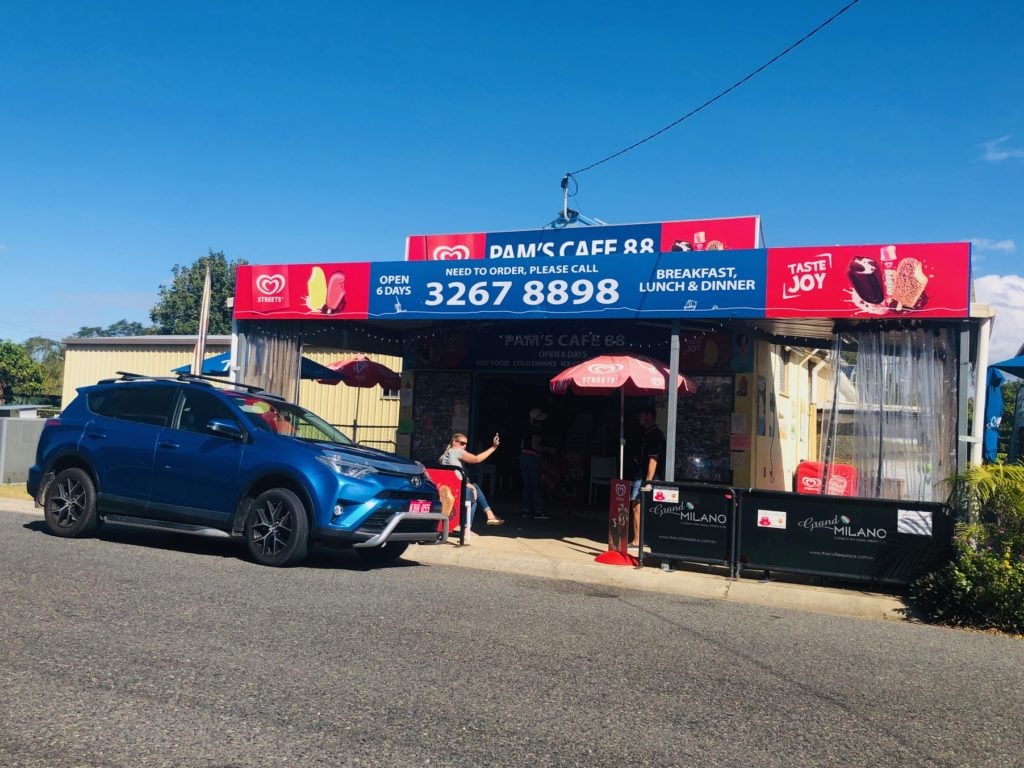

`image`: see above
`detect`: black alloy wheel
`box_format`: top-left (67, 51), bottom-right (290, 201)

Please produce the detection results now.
top-left (43, 467), bottom-right (99, 538)
top-left (244, 488), bottom-right (309, 567)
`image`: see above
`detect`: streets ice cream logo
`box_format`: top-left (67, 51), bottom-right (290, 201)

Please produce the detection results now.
top-left (303, 267), bottom-right (347, 314)
top-left (577, 361), bottom-right (665, 388)
top-left (847, 245), bottom-right (930, 314)
top-left (255, 274), bottom-right (286, 304)
top-left (587, 362), bottom-right (624, 374)
top-left (430, 245), bottom-right (471, 260)
top-left (798, 514), bottom-right (887, 540)
top-left (572, 362), bottom-right (624, 387)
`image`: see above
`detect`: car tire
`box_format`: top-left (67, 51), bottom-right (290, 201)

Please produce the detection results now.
top-left (43, 467), bottom-right (99, 538)
top-left (244, 488), bottom-right (309, 567)
top-left (356, 541), bottom-right (409, 565)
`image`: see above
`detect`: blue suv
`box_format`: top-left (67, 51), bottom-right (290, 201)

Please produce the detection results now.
top-left (27, 372), bottom-right (445, 566)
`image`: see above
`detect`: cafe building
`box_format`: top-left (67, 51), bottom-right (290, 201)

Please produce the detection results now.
top-left (227, 215), bottom-right (988, 580)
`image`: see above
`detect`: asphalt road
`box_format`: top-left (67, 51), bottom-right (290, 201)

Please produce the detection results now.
top-left (1, 509), bottom-right (1021, 768)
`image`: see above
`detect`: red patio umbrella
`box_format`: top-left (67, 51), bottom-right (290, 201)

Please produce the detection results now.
top-left (317, 355), bottom-right (401, 390)
top-left (316, 356), bottom-right (402, 440)
top-left (549, 353), bottom-right (697, 478)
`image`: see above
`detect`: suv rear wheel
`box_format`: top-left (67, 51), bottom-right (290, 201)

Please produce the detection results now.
top-left (43, 467), bottom-right (99, 538)
top-left (244, 488), bottom-right (309, 566)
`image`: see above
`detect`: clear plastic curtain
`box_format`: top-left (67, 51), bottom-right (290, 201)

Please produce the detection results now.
top-left (818, 326), bottom-right (957, 501)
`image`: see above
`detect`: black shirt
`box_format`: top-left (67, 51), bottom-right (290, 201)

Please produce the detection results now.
top-left (637, 424), bottom-right (666, 481)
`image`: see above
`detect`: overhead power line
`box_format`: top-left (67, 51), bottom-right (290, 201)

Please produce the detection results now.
top-left (567, 0), bottom-right (862, 178)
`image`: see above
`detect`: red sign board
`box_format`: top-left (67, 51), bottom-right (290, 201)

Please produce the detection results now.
top-left (232, 241), bottom-right (971, 322)
top-left (234, 262), bottom-right (373, 320)
top-left (425, 467), bottom-right (464, 533)
top-left (765, 242), bottom-right (970, 319)
top-left (795, 461), bottom-right (859, 497)
top-left (608, 479), bottom-right (631, 553)
top-left (405, 216), bottom-right (761, 261)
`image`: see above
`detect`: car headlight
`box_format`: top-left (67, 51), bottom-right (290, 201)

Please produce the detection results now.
top-left (316, 452), bottom-right (378, 479)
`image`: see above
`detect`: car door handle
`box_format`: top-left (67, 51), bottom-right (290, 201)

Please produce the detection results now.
top-left (84, 431), bottom-right (108, 440)
top-left (158, 441), bottom-right (181, 449)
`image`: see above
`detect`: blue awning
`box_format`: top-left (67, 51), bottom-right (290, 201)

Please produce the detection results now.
top-left (173, 351), bottom-right (343, 381)
top-left (991, 356), bottom-right (1024, 379)
top-left (173, 351), bottom-right (231, 376)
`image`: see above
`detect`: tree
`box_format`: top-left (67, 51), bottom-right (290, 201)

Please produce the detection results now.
top-left (74, 320), bottom-right (155, 338)
top-left (22, 336), bottom-right (64, 396)
top-left (22, 336), bottom-right (62, 364)
top-left (0, 342), bottom-right (44, 404)
top-left (150, 250), bottom-right (246, 335)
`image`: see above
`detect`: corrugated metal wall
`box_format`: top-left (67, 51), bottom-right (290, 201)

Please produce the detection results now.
top-left (60, 339), bottom-right (401, 451)
top-left (62, 341), bottom-right (230, 408)
top-left (298, 347), bottom-right (402, 451)
top-left (237, 323), bottom-right (302, 404)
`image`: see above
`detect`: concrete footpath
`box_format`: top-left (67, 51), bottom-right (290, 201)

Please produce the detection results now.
top-left (1, 497), bottom-right (910, 623)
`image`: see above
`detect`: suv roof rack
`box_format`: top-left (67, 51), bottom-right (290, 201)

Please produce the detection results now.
top-left (175, 372), bottom-right (285, 399)
top-left (102, 371), bottom-right (283, 400)
top-left (98, 371), bottom-right (198, 385)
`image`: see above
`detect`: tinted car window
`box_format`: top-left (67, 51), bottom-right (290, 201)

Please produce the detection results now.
top-left (177, 389), bottom-right (238, 435)
top-left (88, 386), bottom-right (178, 427)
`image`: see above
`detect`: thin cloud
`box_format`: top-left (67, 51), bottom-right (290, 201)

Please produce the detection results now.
top-left (974, 274), bottom-right (1024, 361)
top-left (980, 135), bottom-right (1024, 163)
top-left (969, 238), bottom-right (1016, 253)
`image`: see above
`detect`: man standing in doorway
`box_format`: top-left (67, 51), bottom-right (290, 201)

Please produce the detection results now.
top-left (630, 405), bottom-right (665, 549)
top-left (520, 407), bottom-right (550, 520)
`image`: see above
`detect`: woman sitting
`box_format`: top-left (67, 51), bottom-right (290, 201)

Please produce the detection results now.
top-left (439, 432), bottom-right (504, 527)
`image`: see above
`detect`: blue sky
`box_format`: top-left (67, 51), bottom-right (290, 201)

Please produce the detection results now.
top-left (2, 1), bottom-right (1023, 358)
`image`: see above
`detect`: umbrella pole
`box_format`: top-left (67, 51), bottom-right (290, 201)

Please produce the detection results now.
top-left (619, 389), bottom-right (625, 480)
top-left (353, 388), bottom-right (361, 443)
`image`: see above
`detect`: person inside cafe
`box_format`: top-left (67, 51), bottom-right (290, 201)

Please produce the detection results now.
top-left (519, 407), bottom-right (551, 520)
top-left (630, 405), bottom-right (665, 549)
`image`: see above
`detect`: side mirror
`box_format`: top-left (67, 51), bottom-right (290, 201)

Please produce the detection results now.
top-left (207, 419), bottom-right (245, 440)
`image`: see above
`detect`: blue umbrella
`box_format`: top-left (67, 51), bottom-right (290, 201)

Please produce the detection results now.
top-left (983, 367), bottom-right (1007, 463)
top-left (991, 356), bottom-right (1024, 378)
top-left (173, 352), bottom-right (343, 381)
top-left (173, 351), bottom-right (231, 376)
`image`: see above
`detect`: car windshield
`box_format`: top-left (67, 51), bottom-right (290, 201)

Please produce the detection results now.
top-left (227, 393), bottom-right (355, 445)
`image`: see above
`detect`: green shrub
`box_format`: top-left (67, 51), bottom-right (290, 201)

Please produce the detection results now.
top-left (908, 462), bottom-right (1024, 634)
top-left (909, 535), bottom-right (1024, 634)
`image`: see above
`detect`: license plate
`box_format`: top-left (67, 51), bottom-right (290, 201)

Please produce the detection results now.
top-left (408, 500), bottom-right (432, 514)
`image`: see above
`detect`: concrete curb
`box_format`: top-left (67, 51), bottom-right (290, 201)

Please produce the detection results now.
top-left (0, 497), bottom-right (37, 516)
top-left (0, 498), bottom-right (908, 623)
top-left (410, 539), bottom-right (908, 622)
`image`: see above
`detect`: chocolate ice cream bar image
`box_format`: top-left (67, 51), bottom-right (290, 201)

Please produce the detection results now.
top-left (891, 257), bottom-right (928, 308)
top-left (848, 256), bottom-right (884, 304)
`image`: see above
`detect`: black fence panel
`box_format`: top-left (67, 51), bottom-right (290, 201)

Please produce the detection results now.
top-left (641, 482), bottom-right (736, 568)
top-left (737, 490), bottom-right (954, 585)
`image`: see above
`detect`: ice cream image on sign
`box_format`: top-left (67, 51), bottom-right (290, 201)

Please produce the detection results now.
top-left (845, 246), bottom-right (930, 314)
top-left (891, 257), bottom-right (928, 309)
top-left (848, 256), bottom-right (884, 304)
top-left (303, 267), bottom-right (347, 314)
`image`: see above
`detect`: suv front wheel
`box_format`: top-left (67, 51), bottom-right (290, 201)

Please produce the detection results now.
top-left (43, 467), bottom-right (99, 538)
top-left (244, 488), bottom-right (309, 567)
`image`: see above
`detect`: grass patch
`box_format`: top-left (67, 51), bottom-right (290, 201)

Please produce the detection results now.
top-left (0, 484), bottom-right (32, 501)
